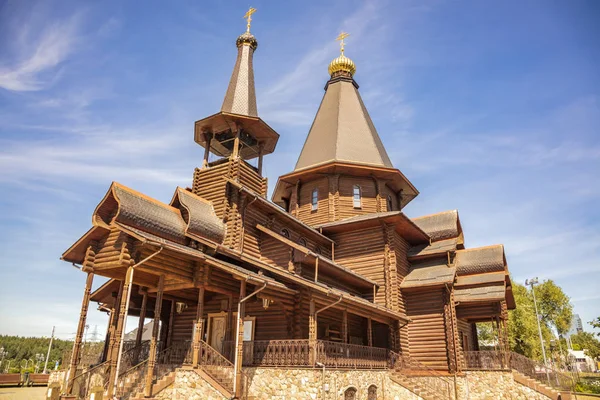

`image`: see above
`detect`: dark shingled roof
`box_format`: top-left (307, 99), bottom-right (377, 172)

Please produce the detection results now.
top-left (454, 285), bottom-right (505, 303)
top-left (221, 34), bottom-right (258, 117)
top-left (412, 210), bottom-right (461, 242)
top-left (400, 259), bottom-right (456, 289)
top-left (171, 187), bottom-right (225, 244)
top-left (454, 245), bottom-right (506, 276)
top-left (408, 237), bottom-right (459, 259)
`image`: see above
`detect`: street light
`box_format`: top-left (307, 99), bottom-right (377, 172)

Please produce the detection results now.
top-left (525, 277), bottom-right (550, 384)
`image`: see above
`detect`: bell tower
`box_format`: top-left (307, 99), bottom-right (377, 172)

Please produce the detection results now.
top-left (192, 8), bottom-right (279, 202)
top-left (272, 32), bottom-right (418, 225)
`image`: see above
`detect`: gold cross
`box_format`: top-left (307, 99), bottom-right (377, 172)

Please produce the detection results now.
top-left (244, 7), bottom-right (257, 33)
top-left (336, 31), bottom-right (350, 55)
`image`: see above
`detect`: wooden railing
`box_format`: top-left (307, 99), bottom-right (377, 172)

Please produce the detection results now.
top-left (71, 360), bottom-right (110, 400)
top-left (389, 350), bottom-right (453, 400)
top-left (243, 339), bottom-right (311, 367)
top-left (316, 340), bottom-right (389, 369)
top-left (463, 350), bottom-right (508, 370)
top-left (464, 351), bottom-right (576, 393)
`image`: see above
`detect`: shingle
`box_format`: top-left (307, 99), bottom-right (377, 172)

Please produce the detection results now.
top-left (454, 245), bottom-right (505, 276)
top-left (412, 210), bottom-right (460, 241)
top-left (400, 259), bottom-right (456, 288)
top-left (174, 188), bottom-right (225, 244)
top-left (408, 237), bottom-right (458, 259)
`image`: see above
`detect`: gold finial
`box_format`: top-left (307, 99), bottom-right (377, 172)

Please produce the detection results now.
top-left (336, 31), bottom-right (350, 55)
top-left (244, 7), bottom-right (257, 33)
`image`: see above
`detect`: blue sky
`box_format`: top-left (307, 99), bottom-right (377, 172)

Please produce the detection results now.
top-left (0, 0), bottom-right (598, 340)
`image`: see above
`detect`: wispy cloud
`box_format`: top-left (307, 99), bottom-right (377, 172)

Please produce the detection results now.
top-left (0, 13), bottom-right (81, 91)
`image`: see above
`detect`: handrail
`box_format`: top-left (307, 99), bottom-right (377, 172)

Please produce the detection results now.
top-left (463, 351), bottom-right (577, 393)
top-left (389, 350), bottom-right (452, 400)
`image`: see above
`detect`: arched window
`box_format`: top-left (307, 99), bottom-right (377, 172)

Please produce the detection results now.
top-left (368, 385), bottom-right (377, 400)
top-left (344, 387), bottom-right (357, 400)
top-left (281, 228), bottom-right (290, 238)
top-left (353, 185), bottom-right (361, 209)
top-left (298, 238), bottom-right (307, 247)
top-left (387, 195), bottom-right (393, 211)
top-left (314, 246), bottom-right (322, 255)
top-left (311, 188), bottom-right (318, 211)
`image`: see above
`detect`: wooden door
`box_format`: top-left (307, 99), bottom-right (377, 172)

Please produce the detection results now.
top-left (209, 315), bottom-right (227, 353)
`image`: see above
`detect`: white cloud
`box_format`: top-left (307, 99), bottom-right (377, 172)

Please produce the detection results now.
top-left (0, 13), bottom-right (81, 91)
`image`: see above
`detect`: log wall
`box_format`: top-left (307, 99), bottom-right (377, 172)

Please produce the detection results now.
top-left (404, 288), bottom-right (449, 370)
top-left (296, 177), bottom-right (330, 226)
top-left (329, 227), bottom-right (386, 305)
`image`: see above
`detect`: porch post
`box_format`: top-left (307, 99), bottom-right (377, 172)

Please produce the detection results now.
top-left (225, 295), bottom-right (234, 359)
top-left (234, 281), bottom-right (246, 398)
top-left (367, 318), bottom-right (373, 347)
top-left (135, 290), bottom-right (148, 347)
top-left (66, 271), bottom-right (94, 394)
top-left (342, 310), bottom-right (348, 344)
top-left (309, 298), bottom-right (316, 365)
top-left (108, 266), bottom-right (135, 398)
top-left (103, 282), bottom-right (124, 363)
top-left (144, 275), bottom-right (164, 398)
top-left (231, 125), bottom-right (241, 159)
top-left (166, 300), bottom-right (175, 348)
top-left (192, 285), bottom-right (205, 367)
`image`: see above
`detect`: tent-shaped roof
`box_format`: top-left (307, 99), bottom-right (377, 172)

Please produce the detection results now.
top-left (294, 77), bottom-right (393, 172)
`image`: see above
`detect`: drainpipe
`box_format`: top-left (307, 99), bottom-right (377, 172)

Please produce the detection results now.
top-left (112, 245), bottom-right (163, 396)
top-left (233, 281), bottom-right (268, 396)
top-left (315, 294), bottom-right (343, 317)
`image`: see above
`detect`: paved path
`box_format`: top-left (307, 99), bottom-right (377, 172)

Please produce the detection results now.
top-left (0, 387), bottom-right (46, 400)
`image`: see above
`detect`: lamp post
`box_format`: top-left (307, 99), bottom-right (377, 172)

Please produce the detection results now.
top-left (525, 277), bottom-right (550, 384)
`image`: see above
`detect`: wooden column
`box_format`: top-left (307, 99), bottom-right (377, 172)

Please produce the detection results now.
top-left (342, 310), bottom-right (348, 343)
top-left (309, 298), bottom-right (316, 365)
top-left (234, 282), bottom-right (246, 398)
top-left (314, 257), bottom-right (319, 283)
top-left (202, 132), bottom-right (213, 168)
top-left (166, 300), bottom-right (175, 348)
top-left (367, 318), bottom-right (373, 347)
top-left (225, 295), bottom-right (234, 356)
top-left (66, 271), bottom-right (94, 394)
top-left (135, 291), bottom-right (148, 347)
top-left (144, 275), bottom-right (164, 398)
top-left (104, 282), bottom-right (124, 363)
top-left (257, 142), bottom-right (264, 176)
top-left (192, 286), bottom-right (205, 367)
top-left (231, 126), bottom-right (241, 159)
top-left (107, 266), bottom-right (135, 398)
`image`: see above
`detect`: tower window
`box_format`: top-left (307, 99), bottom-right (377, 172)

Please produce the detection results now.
top-left (387, 195), bottom-right (393, 211)
top-left (311, 188), bottom-right (318, 211)
top-left (353, 185), bottom-right (361, 209)
top-left (281, 229), bottom-right (290, 239)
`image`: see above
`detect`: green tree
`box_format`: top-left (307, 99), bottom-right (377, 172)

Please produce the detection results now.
top-left (590, 317), bottom-right (600, 336)
top-left (570, 332), bottom-right (600, 360)
top-left (534, 280), bottom-right (573, 336)
top-left (507, 280), bottom-right (570, 361)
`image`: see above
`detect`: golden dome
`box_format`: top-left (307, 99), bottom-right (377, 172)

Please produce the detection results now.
top-left (328, 53), bottom-right (356, 77)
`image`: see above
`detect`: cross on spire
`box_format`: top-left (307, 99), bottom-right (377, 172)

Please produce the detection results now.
top-left (244, 7), bottom-right (257, 33)
top-left (336, 31), bottom-right (350, 55)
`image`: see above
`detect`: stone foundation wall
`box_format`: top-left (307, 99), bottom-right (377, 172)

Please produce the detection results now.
top-left (456, 371), bottom-right (552, 400)
top-left (244, 368), bottom-right (421, 400)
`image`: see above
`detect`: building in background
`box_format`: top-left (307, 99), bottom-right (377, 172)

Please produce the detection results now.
top-left (569, 314), bottom-right (584, 337)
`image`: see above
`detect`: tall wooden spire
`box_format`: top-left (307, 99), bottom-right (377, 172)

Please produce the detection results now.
top-left (194, 7), bottom-right (279, 162)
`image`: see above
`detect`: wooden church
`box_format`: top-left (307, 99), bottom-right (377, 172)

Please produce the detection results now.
top-left (61, 11), bottom-right (515, 400)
